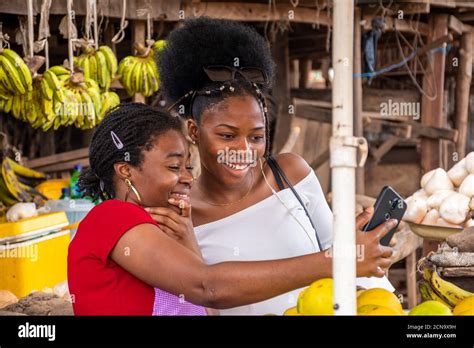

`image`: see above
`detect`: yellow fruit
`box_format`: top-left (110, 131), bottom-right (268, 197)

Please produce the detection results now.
top-left (357, 304), bottom-right (400, 316)
top-left (453, 296), bottom-right (474, 316)
top-left (297, 278), bottom-right (334, 315)
top-left (409, 301), bottom-right (452, 316)
top-left (283, 306), bottom-right (300, 316)
top-left (357, 288), bottom-right (403, 314)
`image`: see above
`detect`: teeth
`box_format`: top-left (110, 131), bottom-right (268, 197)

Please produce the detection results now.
top-left (224, 162), bottom-right (250, 171)
top-left (171, 193), bottom-right (189, 199)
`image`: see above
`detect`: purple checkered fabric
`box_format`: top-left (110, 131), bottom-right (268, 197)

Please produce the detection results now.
top-left (152, 288), bottom-right (207, 316)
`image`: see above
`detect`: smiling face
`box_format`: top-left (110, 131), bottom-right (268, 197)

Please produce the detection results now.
top-left (188, 93), bottom-right (266, 186)
top-left (116, 129), bottom-right (193, 212)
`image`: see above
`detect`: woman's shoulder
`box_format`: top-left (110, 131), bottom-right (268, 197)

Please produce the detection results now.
top-left (272, 152), bottom-right (313, 186)
top-left (83, 199), bottom-right (149, 222)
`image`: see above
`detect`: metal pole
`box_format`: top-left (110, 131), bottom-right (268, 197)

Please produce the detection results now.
top-left (331, 0), bottom-right (356, 315)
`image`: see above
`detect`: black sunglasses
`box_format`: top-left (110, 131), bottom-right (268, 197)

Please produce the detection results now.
top-left (203, 65), bottom-right (268, 84)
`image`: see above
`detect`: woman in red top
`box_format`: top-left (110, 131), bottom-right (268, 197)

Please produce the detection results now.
top-left (68, 103), bottom-right (395, 315)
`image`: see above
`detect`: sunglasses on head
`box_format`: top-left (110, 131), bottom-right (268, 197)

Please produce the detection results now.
top-left (203, 65), bottom-right (268, 85)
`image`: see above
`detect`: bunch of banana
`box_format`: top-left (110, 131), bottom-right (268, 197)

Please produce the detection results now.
top-left (74, 45), bottom-right (118, 91)
top-left (0, 48), bottom-right (33, 95)
top-left (27, 67), bottom-right (69, 131)
top-left (421, 267), bottom-right (473, 308)
top-left (99, 90), bottom-right (121, 121)
top-left (0, 157), bottom-right (46, 206)
top-left (118, 41), bottom-right (165, 97)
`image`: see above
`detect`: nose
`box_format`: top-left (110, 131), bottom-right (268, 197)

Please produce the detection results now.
top-left (235, 137), bottom-right (250, 152)
top-left (179, 167), bottom-right (194, 186)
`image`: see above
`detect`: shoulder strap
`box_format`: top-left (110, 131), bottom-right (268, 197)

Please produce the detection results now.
top-left (267, 155), bottom-right (323, 251)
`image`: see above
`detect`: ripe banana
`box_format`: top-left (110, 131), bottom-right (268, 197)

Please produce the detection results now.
top-left (429, 268), bottom-right (473, 307)
top-left (118, 43), bottom-right (162, 97)
top-left (75, 45), bottom-right (117, 91)
top-left (4, 157), bottom-right (46, 180)
top-left (1, 49), bottom-right (33, 92)
top-left (1, 158), bottom-right (31, 202)
top-left (0, 55), bottom-right (26, 95)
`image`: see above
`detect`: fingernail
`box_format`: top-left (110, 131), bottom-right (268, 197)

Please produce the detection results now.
top-left (144, 207), bottom-right (150, 211)
top-left (168, 198), bottom-right (175, 203)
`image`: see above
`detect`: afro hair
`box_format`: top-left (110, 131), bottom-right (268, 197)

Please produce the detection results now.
top-left (158, 17), bottom-right (275, 105)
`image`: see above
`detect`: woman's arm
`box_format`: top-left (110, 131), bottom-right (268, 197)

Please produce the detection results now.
top-left (110, 210), bottom-right (395, 309)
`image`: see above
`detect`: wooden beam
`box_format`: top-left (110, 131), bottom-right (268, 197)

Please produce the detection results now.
top-left (185, 2), bottom-right (331, 26)
top-left (454, 31), bottom-right (473, 158)
top-left (421, 14), bottom-right (449, 256)
top-left (271, 31), bottom-right (291, 153)
top-left (371, 136), bottom-right (400, 163)
top-left (362, 15), bottom-right (430, 37)
top-left (27, 148), bottom-right (89, 170)
top-left (406, 250), bottom-right (418, 310)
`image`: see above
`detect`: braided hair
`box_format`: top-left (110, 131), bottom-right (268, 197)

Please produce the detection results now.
top-left (158, 17), bottom-right (275, 157)
top-left (78, 103), bottom-right (183, 201)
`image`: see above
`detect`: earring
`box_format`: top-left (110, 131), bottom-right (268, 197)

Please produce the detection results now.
top-left (124, 178), bottom-right (142, 204)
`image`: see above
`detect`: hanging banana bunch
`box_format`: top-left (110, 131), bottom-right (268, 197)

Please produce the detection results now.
top-left (0, 48), bottom-right (33, 116)
top-left (74, 45), bottom-right (118, 91)
top-left (118, 40), bottom-right (165, 97)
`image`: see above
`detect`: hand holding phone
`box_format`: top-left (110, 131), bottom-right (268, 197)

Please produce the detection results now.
top-left (362, 186), bottom-right (407, 247)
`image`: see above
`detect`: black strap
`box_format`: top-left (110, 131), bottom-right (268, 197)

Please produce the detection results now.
top-left (267, 155), bottom-right (324, 251)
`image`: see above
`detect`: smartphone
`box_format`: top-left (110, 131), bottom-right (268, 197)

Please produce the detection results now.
top-left (362, 186), bottom-right (407, 246)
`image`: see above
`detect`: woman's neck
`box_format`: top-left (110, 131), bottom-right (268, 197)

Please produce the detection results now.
top-left (195, 165), bottom-right (257, 204)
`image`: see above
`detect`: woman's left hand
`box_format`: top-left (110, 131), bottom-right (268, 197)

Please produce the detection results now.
top-left (144, 199), bottom-right (202, 258)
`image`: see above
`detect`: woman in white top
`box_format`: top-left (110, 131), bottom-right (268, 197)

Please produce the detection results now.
top-left (153, 17), bottom-right (395, 315)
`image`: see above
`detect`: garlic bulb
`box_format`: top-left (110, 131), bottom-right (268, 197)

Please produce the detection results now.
top-left (470, 197), bottom-right (474, 211)
top-left (465, 219), bottom-right (474, 228)
top-left (403, 196), bottom-right (428, 223)
top-left (459, 174), bottom-right (474, 198)
top-left (465, 152), bottom-right (474, 174)
top-left (447, 158), bottom-right (468, 186)
top-left (423, 168), bottom-right (453, 195)
top-left (427, 190), bottom-right (455, 209)
top-left (439, 193), bottom-right (470, 224)
top-left (421, 169), bottom-right (436, 188)
top-left (421, 209), bottom-right (440, 226)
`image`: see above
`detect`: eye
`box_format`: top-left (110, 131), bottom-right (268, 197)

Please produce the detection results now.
top-left (168, 165), bottom-right (180, 171)
top-left (186, 165), bottom-right (194, 171)
top-left (219, 133), bottom-right (235, 140)
top-left (251, 135), bottom-right (264, 142)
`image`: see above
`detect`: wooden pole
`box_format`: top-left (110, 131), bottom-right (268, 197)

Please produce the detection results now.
top-left (353, 6), bottom-right (364, 195)
top-left (421, 14), bottom-right (448, 255)
top-left (454, 32), bottom-right (473, 159)
top-left (271, 31), bottom-right (291, 154)
top-left (132, 20), bottom-right (146, 103)
top-left (299, 58), bottom-right (312, 89)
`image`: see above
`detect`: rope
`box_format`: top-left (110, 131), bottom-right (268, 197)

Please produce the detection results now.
top-left (27, 0), bottom-right (34, 59)
top-left (67, 0), bottom-right (74, 72)
top-left (38, 0), bottom-right (52, 69)
top-left (112, 0), bottom-right (128, 44)
top-left (394, 23), bottom-right (437, 101)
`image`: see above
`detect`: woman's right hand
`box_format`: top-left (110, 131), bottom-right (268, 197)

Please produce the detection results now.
top-left (354, 207), bottom-right (397, 278)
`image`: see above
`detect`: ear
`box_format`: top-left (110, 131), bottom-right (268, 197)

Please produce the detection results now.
top-left (186, 119), bottom-right (199, 143)
top-left (113, 162), bottom-right (132, 181)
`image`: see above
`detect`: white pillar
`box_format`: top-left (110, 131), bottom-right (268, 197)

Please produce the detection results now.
top-left (331, 0), bottom-right (356, 315)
